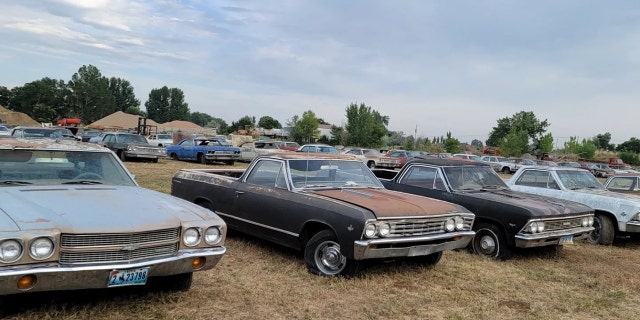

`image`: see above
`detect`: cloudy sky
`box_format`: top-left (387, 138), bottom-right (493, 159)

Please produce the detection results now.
top-left (1, 0), bottom-right (639, 146)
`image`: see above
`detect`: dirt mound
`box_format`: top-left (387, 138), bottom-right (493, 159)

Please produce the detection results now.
top-left (0, 105), bottom-right (39, 126)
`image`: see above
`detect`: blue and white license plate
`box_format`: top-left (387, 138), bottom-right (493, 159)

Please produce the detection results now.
top-left (559, 235), bottom-right (573, 245)
top-left (108, 267), bottom-right (149, 287)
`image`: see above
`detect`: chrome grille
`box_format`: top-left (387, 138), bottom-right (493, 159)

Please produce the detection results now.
top-left (59, 243), bottom-right (179, 265)
top-left (543, 217), bottom-right (584, 231)
top-left (61, 228), bottom-right (180, 248)
top-left (388, 215), bottom-right (474, 237)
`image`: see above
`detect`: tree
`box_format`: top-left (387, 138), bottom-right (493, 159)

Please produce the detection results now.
top-left (593, 132), bottom-right (615, 151)
top-left (387, 131), bottom-right (405, 149)
top-left (0, 86), bottom-right (10, 107)
top-left (145, 86), bottom-right (190, 123)
top-left (67, 65), bottom-right (116, 123)
top-left (208, 117), bottom-right (229, 133)
top-left (190, 112), bottom-right (214, 127)
top-left (258, 116), bottom-right (282, 129)
top-left (498, 129), bottom-right (528, 157)
top-left (616, 137), bottom-right (640, 154)
top-left (619, 151), bottom-right (640, 166)
top-left (404, 136), bottom-right (415, 151)
top-left (443, 132), bottom-right (462, 154)
top-left (538, 133), bottom-right (554, 154)
top-left (344, 102), bottom-right (389, 148)
top-left (9, 78), bottom-right (69, 122)
top-left (109, 77), bottom-right (140, 113)
top-left (289, 110), bottom-right (320, 143)
top-left (330, 125), bottom-right (348, 146)
top-left (486, 111), bottom-right (550, 154)
top-left (564, 137), bottom-right (596, 159)
top-left (471, 139), bottom-right (483, 149)
top-left (229, 115), bottom-right (255, 133)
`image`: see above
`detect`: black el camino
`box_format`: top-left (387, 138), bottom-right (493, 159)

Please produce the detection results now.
top-left (373, 158), bottom-right (595, 259)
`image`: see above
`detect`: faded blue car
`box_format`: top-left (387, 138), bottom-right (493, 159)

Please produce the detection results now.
top-left (166, 137), bottom-right (241, 165)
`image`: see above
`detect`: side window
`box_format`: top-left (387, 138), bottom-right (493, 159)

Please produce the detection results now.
top-left (245, 160), bottom-right (287, 189)
top-left (515, 170), bottom-right (559, 189)
top-left (401, 166), bottom-right (446, 190)
top-left (607, 177), bottom-right (634, 191)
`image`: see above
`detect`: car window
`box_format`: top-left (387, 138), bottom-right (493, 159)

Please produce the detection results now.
top-left (607, 177), bottom-right (635, 191)
top-left (514, 170), bottom-right (559, 189)
top-left (401, 166), bottom-right (446, 190)
top-left (246, 160), bottom-right (287, 189)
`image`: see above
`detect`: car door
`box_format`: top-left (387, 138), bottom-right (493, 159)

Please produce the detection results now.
top-left (231, 159), bottom-right (307, 247)
top-left (178, 139), bottom-right (196, 160)
top-left (385, 164), bottom-right (451, 201)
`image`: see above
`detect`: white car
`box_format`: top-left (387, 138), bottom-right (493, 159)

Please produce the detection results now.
top-left (0, 125), bottom-right (10, 137)
top-left (147, 133), bottom-right (174, 147)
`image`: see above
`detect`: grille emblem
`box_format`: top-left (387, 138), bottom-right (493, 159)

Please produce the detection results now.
top-left (122, 244), bottom-right (140, 251)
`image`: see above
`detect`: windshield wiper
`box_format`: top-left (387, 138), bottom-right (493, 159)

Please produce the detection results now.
top-left (61, 180), bottom-right (104, 185)
top-left (1, 180), bottom-right (33, 185)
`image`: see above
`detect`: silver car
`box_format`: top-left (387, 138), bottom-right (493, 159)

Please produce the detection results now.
top-left (0, 138), bottom-right (226, 310)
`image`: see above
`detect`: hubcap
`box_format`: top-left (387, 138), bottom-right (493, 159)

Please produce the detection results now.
top-left (315, 241), bottom-right (346, 275)
top-left (477, 234), bottom-right (497, 256)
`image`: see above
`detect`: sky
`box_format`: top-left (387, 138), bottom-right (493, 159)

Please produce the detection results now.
top-left (1, 0), bottom-right (639, 146)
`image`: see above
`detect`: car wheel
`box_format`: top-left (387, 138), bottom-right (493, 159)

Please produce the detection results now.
top-left (304, 230), bottom-right (360, 277)
top-left (197, 153), bottom-right (207, 165)
top-left (153, 273), bottom-right (193, 292)
top-left (409, 251), bottom-right (442, 267)
top-left (225, 160), bottom-right (235, 166)
top-left (588, 214), bottom-right (615, 245)
top-left (470, 223), bottom-right (511, 259)
top-left (119, 150), bottom-right (127, 162)
top-left (501, 167), bottom-right (511, 174)
top-left (171, 153), bottom-right (179, 161)
top-left (152, 158), bottom-right (158, 163)
top-left (367, 161), bottom-right (376, 169)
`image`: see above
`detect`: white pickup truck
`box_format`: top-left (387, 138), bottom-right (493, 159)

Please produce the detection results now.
top-left (506, 166), bottom-right (640, 245)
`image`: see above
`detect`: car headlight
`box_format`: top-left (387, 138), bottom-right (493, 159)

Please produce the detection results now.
top-left (29, 237), bottom-right (55, 260)
top-left (454, 217), bottom-right (465, 230)
top-left (588, 216), bottom-right (594, 226)
top-left (537, 221), bottom-right (545, 233)
top-left (364, 223), bottom-right (377, 238)
top-left (183, 228), bottom-right (201, 246)
top-left (204, 226), bottom-right (222, 245)
top-left (0, 239), bottom-right (23, 263)
top-left (528, 221), bottom-right (541, 234)
top-left (445, 218), bottom-right (456, 232)
top-left (378, 222), bottom-right (391, 237)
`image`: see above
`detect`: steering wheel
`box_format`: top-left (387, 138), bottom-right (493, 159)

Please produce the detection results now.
top-left (74, 172), bottom-right (104, 180)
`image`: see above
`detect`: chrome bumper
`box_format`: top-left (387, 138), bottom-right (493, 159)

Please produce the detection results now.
top-left (353, 231), bottom-right (475, 260)
top-left (515, 227), bottom-right (594, 248)
top-left (0, 247), bottom-right (226, 295)
top-left (625, 221), bottom-right (640, 233)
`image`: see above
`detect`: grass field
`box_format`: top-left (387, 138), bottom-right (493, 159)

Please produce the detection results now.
top-left (5, 159), bottom-right (640, 320)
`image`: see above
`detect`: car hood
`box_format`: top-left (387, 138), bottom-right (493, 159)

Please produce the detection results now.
top-left (460, 188), bottom-right (592, 216)
top-left (0, 186), bottom-right (218, 232)
top-left (312, 188), bottom-right (469, 218)
top-left (574, 188), bottom-right (640, 201)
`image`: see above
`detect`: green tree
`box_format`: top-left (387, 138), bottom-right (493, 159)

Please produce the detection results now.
top-left (616, 137), bottom-right (640, 154)
top-left (67, 65), bottom-right (116, 123)
top-left (404, 136), bottom-right (415, 151)
top-left (9, 78), bottom-right (69, 122)
top-left (109, 77), bottom-right (140, 113)
top-left (258, 116), bottom-right (282, 129)
top-left (344, 102), bottom-right (389, 148)
top-left (487, 111), bottom-right (550, 153)
top-left (229, 115), bottom-right (255, 133)
top-left (443, 132), bottom-right (462, 154)
top-left (0, 86), bottom-right (11, 107)
top-left (145, 86), bottom-right (190, 123)
top-left (538, 133), bottom-right (554, 154)
top-left (471, 139), bottom-right (483, 149)
top-left (190, 112), bottom-right (214, 127)
top-left (564, 137), bottom-right (596, 159)
top-left (31, 103), bottom-right (57, 123)
top-left (330, 125), bottom-right (348, 146)
top-left (498, 129), bottom-right (528, 157)
top-left (289, 110), bottom-right (320, 143)
top-left (619, 151), bottom-right (640, 166)
top-left (593, 132), bottom-right (615, 151)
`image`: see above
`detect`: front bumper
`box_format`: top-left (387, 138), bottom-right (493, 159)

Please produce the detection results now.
top-left (353, 231), bottom-right (475, 260)
top-left (514, 227), bottom-right (594, 248)
top-left (125, 152), bottom-right (164, 159)
top-left (0, 247), bottom-right (225, 295)
top-left (204, 154), bottom-right (240, 161)
top-left (625, 221), bottom-right (640, 233)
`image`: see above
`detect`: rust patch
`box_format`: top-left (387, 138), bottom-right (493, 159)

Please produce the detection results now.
top-left (313, 189), bottom-right (466, 217)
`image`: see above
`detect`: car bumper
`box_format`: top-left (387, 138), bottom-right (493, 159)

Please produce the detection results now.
top-left (125, 152), bottom-right (164, 159)
top-left (0, 247), bottom-right (226, 295)
top-left (625, 221), bottom-right (640, 233)
top-left (352, 231), bottom-right (475, 260)
top-left (514, 227), bottom-right (594, 248)
top-left (204, 155), bottom-right (240, 161)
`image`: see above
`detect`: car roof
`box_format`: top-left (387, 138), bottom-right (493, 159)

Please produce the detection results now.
top-left (0, 138), bottom-right (111, 152)
top-left (255, 152), bottom-right (358, 161)
top-left (406, 158), bottom-right (490, 167)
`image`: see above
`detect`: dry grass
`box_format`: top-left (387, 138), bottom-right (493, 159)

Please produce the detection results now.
top-left (6, 159), bottom-right (640, 319)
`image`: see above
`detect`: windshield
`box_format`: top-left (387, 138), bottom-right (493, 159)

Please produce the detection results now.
top-left (556, 170), bottom-right (605, 190)
top-left (119, 134), bottom-right (148, 143)
top-left (288, 159), bottom-right (383, 189)
top-left (443, 166), bottom-right (508, 191)
top-left (0, 149), bottom-right (137, 186)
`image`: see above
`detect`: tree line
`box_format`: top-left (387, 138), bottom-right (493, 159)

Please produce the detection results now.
top-left (2, 65), bottom-right (639, 165)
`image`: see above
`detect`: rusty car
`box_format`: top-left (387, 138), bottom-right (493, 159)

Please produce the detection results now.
top-left (171, 153), bottom-right (476, 277)
top-left (373, 159), bottom-right (594, 259)
top-left (0, 138), bottom-right (227, 312)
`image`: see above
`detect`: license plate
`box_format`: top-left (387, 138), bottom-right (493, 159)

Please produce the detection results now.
top-left (559, 235), bottom-right (573, 245)
top-left (108, 267), bottom-right (149, 287)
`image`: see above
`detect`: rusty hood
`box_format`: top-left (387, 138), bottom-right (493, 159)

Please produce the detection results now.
top-left (312, 188), bottom-right (469, 218)
top-left (0, 186), bottom-right (222, 232)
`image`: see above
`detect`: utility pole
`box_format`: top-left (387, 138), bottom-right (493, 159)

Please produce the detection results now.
top-left (414, 124), bottom-right (418, 150)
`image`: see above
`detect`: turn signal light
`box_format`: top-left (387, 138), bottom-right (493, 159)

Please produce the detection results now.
top-left (192, 257), bottom-right (206, 270)
top-left (17, 274), bottom-right (37, 290)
